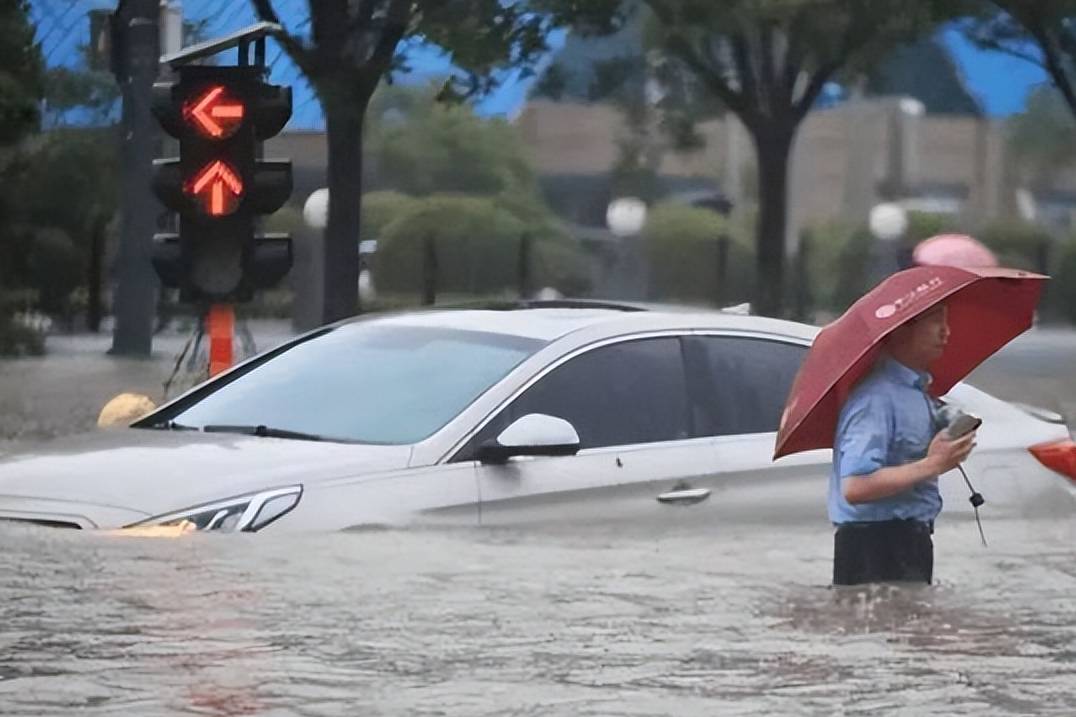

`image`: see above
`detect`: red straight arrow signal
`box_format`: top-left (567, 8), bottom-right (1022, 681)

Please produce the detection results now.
top-left (185, 85), bottom-right (245, 139)
top-left (187, 160), bottom-right (244, 216)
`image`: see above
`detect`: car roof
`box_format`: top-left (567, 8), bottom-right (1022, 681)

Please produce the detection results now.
top-left (357, 302), bottom-right (820, 344)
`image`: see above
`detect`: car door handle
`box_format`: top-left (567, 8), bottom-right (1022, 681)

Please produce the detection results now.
top-left (656, 487), bottom-right (711, 505)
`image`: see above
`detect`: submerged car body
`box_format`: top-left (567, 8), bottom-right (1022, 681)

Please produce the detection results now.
top-left (1, 304), bottom-right (1073, 533)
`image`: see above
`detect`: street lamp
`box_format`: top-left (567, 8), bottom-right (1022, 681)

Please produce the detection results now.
top-left (606, 197), bottom-right (649, 299)
top-left (868, 202), bottom-right (908, 242)
top-left (868, 202), bottom-right (908, 281)
top-left (303, 187), bottom-right (376, 304)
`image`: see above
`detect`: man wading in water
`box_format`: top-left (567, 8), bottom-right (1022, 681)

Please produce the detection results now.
top-left (828, 304), bottom-right (977, 585)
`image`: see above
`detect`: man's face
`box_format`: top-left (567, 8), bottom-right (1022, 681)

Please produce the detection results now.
top-left (893, 304), bottom-right (950, 366)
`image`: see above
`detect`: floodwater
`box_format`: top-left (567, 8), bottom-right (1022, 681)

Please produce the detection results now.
top-left (1, 517), bottom-right (1073, 716)
top-left (2, 326), bottom-right (1074, 715)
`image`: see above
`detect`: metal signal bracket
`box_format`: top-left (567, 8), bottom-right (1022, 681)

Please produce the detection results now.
top-left (160, 21), bottom-right (281, 70)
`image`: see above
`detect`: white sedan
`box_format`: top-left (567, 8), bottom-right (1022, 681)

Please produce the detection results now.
top-left (0, 303), bottom-right (1072, 532)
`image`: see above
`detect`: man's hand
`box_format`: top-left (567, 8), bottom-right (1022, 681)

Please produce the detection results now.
top-left (843, 430), bottom-right (978, 505)
top-left (925, 430), bottom-right (976, 474)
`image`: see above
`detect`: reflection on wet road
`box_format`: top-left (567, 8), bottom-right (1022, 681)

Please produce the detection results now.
top-left (2, 518), bottom-right (1073, 715)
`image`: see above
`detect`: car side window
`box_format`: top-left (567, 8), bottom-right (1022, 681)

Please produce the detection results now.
top-left (683, 336), bottom-right (807, 436)
top-left (461, 337), bottom-right (690, 457)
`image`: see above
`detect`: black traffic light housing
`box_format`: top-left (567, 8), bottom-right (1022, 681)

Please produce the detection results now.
top-left (151, 58), bottom-right (293, 303)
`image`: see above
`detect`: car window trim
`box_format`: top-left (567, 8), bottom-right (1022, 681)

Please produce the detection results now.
top-left (443, 328), bottom-right (808, 464)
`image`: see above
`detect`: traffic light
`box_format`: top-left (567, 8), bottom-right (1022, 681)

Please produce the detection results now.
top-left (151, 65), bottom-right (293, 302)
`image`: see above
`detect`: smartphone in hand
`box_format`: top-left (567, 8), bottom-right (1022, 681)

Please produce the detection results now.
top-left (946, 413), bottom-right (982, 439)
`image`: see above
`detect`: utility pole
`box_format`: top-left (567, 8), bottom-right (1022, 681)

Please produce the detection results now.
top-left (109, 0), bottom-right (161, 356)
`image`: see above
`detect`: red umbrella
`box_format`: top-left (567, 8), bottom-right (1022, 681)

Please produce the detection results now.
top-left (774, 266), bottom-right (1047, 460)
top-left (913, 233), bottom-right (998, 268)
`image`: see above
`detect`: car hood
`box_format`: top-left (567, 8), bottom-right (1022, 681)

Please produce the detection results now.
top-left (0, 428), bottom-right (412, 528)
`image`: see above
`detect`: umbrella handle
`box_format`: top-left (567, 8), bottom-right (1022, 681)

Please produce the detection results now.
top-left (958, 464), bottom-right (988, 548)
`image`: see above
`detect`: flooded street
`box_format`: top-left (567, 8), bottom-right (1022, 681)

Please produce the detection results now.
top-left (1, 325), bottom-right (1074, 715)
top-left (1, 518), bottom-right (1073, 716)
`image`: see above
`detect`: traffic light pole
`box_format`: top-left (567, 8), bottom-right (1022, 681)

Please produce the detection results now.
top-left (207, 304), bottom-right (234, 377)
top-left (110, 0), bottom-right (160, 357)
top-left (149, 23), bottom-right (293, 377)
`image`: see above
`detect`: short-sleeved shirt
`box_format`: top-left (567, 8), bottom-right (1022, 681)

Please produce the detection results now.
top-left (827, 356), bottom-right (943, 524)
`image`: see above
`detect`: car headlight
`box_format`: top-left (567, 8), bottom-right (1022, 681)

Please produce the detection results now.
top-left (126, 486), bottom-right (302, 534)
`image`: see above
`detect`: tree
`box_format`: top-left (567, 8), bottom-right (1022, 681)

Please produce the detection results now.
top-left (0, 0), bottom-right (44, 352)
top-left (0, 0), bottom-right (42, 146)
top-left (865, 36), bottom-right (982, 115)
top-left (968, 2), bottom-right (1076, 119)
top-left (251, 0), bottom-right (556, 323)
top-left (545, 0), bottom-right (953, 316)
top-left (1007, 85), bottom-right (1076, 184)
top-left (366, 84), bottom-right (539, 198)
top-left (13, 129), bottom-right (119, 329)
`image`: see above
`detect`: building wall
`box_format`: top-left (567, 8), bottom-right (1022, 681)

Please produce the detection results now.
top-left (514, 99), bottom-right (1035, 243)
top-left (270, 99), bottom-right (1075, 243)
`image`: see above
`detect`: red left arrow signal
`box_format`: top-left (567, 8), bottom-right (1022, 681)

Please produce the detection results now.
top-left (186, 160), bottom-right (244, 216)
top-left (184, 85), bottom-right (245, 139)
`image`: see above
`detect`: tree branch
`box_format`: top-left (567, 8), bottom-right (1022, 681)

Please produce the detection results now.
top-left (729, 32), bottom-right (759, 113)
top-left (1011, 6), bottom-right (1076, 119)
top-left (348, 0), bottom-right (377, 36)
top-left (971, 33), bottom-right (1049, 66)
top-left (250, 0), bottom-right (314, 73)
top-left (759, 23), bottom-right (779, 115)
top-left (363, 0), bottom-right (412, 91)
top-left (663, 32), bottom-right (749, 119)
top-left (781, 7), bottom-right (810, 106)
top-left (790, 13), bottom-right (873, 122)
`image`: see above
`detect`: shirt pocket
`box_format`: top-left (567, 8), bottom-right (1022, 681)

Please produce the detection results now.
top-left (892, 425), bottom-right (931, 462)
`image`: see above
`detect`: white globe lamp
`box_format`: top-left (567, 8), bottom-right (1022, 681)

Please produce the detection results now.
top-left (868, 202), bottom-right (908, 242)
top-left (303, 188), bottom-right (330, 230)
top-left (606, 197), bottom-right (648, 238)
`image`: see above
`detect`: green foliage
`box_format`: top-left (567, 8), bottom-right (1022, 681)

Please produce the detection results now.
top-left (368, 84), bottom-right (538, 198)
top-left (798, 220), bottom-right (860, 313)
top-left (361, 191), bottom-right (422, 240)
top-left (264, 205), bottom-right (305, 236)
top-left (642, 203), bottom-right (753, 304)
top-left (376, 194), bottom-right (589, 296)
top-left (42, 66), bottom-right (119, 127)
top-left (1052, 239), bottom-right (1076, 323)
top-left (531, 238), bottom-right (593, 296)
top-left (803, 212), bottom-right (964, 315)
top-left (977, 220), bottom-right (1052, 271)
top-left (15, 129), bottom-right (118, 233)
top-left (1, 129), bottom-right (118, 319)
top-left (0, 0), bottom-right (43, 146)
top-left (1007, 86), bottom-right (1076, 181)
top-left (25, 227), bottom-right (81, 316)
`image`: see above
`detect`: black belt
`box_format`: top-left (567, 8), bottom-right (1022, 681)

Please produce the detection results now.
top-left (837, 518), bottom-right (934, 535)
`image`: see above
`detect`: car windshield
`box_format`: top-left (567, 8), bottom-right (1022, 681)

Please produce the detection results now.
top-left (163, 322), bottom-right (545, 444)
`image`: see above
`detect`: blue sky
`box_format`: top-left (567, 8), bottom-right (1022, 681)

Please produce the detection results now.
top-left (31, 1), bottom-right (1049, 128)
top-left (941, 26), bottom-right (1047, 115)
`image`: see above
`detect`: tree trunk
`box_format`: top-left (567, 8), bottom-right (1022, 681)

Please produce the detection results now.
top-left (751, 125), bottom-right (795, 318)
top-left (322, 99), bottom-right (367, 324)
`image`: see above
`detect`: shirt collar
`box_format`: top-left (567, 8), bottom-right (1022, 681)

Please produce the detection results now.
top-left (879, 355), bottom-right (932, 391)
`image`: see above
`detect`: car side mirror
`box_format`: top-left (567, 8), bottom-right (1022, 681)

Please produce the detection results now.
top-left (477, 413), bottom-right (581, 464)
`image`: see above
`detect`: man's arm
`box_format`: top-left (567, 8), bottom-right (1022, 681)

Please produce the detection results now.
top-left (842, 432), bottom-right (976, 504)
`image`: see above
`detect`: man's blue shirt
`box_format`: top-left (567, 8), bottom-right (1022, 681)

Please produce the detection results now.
top-left (828, 356), bottom-right (943, 524)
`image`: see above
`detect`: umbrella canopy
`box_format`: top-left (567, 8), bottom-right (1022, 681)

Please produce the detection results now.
top-left (774, 266), bottom-right (1046, 460)
top-left (913, 233), bottom-right (998, 268)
